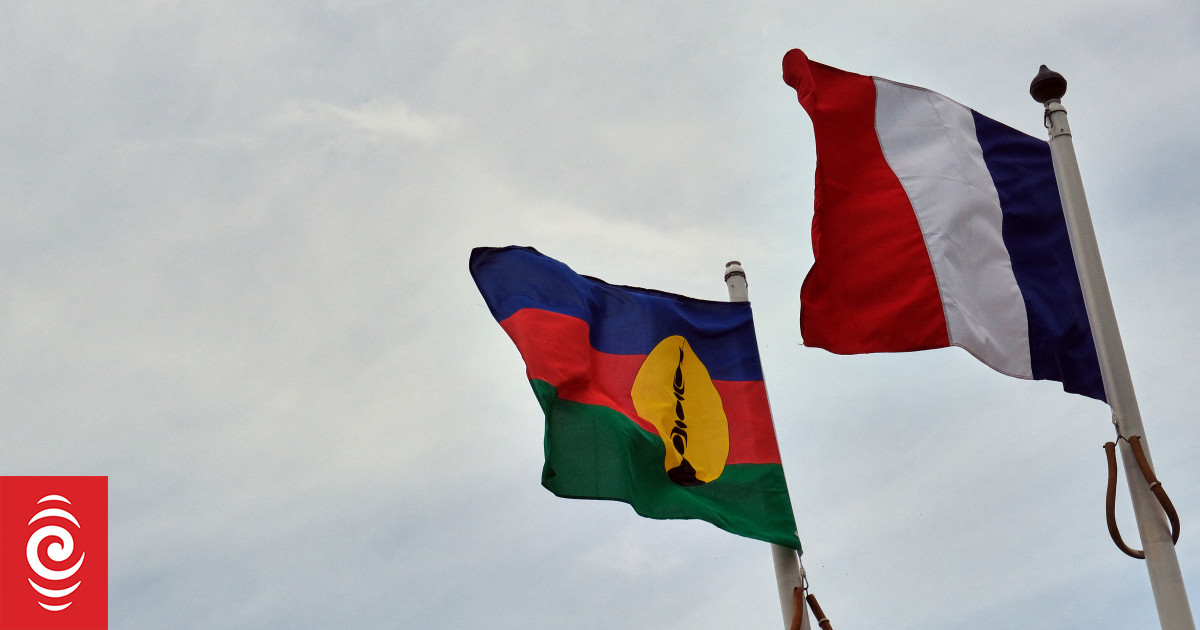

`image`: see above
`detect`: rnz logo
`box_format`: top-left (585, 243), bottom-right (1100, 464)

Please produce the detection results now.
top-left (0, 475), bottom-right (107, 630)
top-left (26, 495), bottom-right (86, 612)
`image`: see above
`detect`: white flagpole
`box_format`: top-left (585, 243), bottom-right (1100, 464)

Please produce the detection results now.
top-left (724, 260), bottom-right (805, 629)
top-left (1031, 66), bottom-right (1194, 630)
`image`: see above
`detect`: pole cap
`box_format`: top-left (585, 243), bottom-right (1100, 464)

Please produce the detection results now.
top-left (724, 260), bottom-right (746, 282)
top-left (1030, 65), bottom-right (1067, 103)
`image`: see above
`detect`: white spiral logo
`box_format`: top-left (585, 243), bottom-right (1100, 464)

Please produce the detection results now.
top-left (26, 494), bottom-right (85, 612)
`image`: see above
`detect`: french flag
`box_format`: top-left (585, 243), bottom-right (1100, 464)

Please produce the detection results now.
top-left (782, 49), bottom-right (1105, 401)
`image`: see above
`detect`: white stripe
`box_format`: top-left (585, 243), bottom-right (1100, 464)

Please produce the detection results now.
top-left (28, 578), bottom-right (81, 598)
top-left (873, 78), bottom-right (1033, 378)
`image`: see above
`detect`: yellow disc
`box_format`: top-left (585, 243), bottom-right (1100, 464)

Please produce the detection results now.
top-left (631, 336), bottom-right (729, 485)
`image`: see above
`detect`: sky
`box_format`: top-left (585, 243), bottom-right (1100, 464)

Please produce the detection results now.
top-left (2, 2), bottom-right (1199, 629)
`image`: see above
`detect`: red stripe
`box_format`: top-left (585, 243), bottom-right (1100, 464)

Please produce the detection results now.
top-left (782, 49), bottom-right (948, 353)
top-left (714, 380), bottom-right (783, 464)
top-left (499, 308), bottom-right (782, 465)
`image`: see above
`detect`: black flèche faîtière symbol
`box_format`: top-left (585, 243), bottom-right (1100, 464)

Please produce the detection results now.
top-left (667, 346), bottom-right (703, 486)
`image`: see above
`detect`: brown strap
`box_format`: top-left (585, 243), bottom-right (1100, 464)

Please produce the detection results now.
top-left (789, 587), bottom-right (807, 630)
top-left (806, 593), bottom-right (833, 630)
top-left (1104, 441), bottom-right (1144, 559)
top-left (1104, 437), bottom-right (1181, 559)
top-left (1129, 436), bottom-right (1181, 545)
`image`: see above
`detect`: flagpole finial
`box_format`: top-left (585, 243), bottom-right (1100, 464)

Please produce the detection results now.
top-left (724, 260), bottom-right (746, 282)
top-left (1030, 65), bottom-right (1067, 103)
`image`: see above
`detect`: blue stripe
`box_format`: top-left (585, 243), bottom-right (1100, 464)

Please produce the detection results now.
top-left (469, 246), bottom-right (764, 381)
top-left (972, 112), bottom-right (1106, 402)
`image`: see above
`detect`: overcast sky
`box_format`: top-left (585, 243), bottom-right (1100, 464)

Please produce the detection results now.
top-left (2, 2), bottom-right (1199, 629)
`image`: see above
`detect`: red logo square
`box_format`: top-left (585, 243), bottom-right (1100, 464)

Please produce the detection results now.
top-left (0, 477), bottom-right (107, 630)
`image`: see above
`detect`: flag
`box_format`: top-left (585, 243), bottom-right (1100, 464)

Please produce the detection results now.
top-left (470, 246), bottom-right (801, 550)
top-left (781, 48), bottom-right (1106, 402)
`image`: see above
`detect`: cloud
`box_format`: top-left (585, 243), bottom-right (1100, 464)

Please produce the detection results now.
top-left (271, 97), bottom-right (454, 142)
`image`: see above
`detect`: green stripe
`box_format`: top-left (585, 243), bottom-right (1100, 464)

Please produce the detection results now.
top-left (531, 380), bottom-right (801, 550)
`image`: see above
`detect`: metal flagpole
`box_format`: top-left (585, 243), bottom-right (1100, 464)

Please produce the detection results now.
top-left (1030, 66), bottom-right (1195, 630)
top-left (724, 260), bottom-right (806, 629)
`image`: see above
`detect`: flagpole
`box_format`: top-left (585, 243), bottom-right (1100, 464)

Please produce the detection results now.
top-left (725, 260), bottom-right (805, 629)
top-left (1030, 66), bottom-right (1194, 630)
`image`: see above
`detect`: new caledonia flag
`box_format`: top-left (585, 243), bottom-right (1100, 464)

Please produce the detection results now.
top-left (470, 246), bottom-right (801, 550)
top-left (781, 49), bottom-right (1106, 402)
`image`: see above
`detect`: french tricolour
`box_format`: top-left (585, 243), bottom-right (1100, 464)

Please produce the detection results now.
top-left (782, 48), bottom-right (1105, 401)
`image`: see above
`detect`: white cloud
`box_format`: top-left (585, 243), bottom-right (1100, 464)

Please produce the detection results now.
top-left (581, 528), bottom-right (687, 578)
top-left (271, 97), bottom-right (454, 142)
